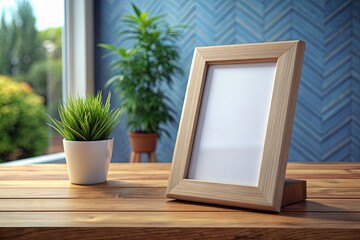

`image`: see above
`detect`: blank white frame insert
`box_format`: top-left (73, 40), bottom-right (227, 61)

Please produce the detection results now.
top-left (187, 62), bottom-right (276, 186)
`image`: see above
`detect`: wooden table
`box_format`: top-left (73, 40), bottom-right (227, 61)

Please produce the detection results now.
top-left (0, 163), bottom-right (359, 239)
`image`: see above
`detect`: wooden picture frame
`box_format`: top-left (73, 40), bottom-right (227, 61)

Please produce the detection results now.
top-left (166, 41), bottom-right (305, 212)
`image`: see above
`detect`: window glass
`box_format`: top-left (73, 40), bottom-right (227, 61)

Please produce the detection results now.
top-left (0, 0), bottom-right (64, 162)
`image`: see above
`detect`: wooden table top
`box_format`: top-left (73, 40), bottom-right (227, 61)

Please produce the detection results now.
top-left (0, 163), bottom-right (359, 240)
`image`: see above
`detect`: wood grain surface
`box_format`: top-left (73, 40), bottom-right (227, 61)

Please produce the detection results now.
top-left (0, 163), bottom-right (359, 240)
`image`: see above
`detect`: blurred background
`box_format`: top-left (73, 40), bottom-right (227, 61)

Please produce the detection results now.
top-left (96, 0), bottom-right (359, 163)
top-left (0, 0), bottom-right (358, 163)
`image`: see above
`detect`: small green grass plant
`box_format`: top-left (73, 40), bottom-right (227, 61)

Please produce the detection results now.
top-left (48, 92), bottom-right (122, 141)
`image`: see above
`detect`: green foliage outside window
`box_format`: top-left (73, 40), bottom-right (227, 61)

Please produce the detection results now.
top-left (0, 75), bottom-right (47, 162)
top-left (0, 1), bottom-right (62, 101)
top-left (0, 1), bottom-right (63, 162)
top-left (0, 0), bottom-right (39, 76)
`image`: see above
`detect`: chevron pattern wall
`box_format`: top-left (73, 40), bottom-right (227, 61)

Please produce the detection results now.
top-left (94, 0), bottom-right (360, 162)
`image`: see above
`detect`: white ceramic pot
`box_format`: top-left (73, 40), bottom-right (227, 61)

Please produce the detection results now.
top-left (63, 138), bottom-right (114, 185)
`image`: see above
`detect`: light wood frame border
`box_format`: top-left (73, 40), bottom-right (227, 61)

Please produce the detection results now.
top-left (166, 41), bottom-right (305, 212)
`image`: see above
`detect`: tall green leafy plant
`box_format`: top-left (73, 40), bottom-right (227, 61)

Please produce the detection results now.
top-left (48, 92), bottom-right (122, 141)
top-left (99, 4), bottom-right (184, 137)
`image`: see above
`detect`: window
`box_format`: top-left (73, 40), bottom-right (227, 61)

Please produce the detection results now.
top-left (0, 0), bottom-right (64, 163)
top-left (0, 0), bottom-right (94, 164)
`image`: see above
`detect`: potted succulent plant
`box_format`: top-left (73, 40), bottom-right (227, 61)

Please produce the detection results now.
top-left (98, 4), bottom-right (183, 160)
top-left (48, 92), bottom-right (122, 185)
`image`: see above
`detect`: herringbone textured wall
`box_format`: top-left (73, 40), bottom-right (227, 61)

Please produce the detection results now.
top-left (94, 0), bottom-right (360, 162)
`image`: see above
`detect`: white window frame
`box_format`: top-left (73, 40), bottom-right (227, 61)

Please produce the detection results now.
top-left (63, 0), bottom-right (94, 99)
top-left (5, 0), bottom-right (94, 165)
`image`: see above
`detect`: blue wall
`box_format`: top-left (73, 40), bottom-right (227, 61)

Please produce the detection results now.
top-left (94, 0), bottom-right (360, 162)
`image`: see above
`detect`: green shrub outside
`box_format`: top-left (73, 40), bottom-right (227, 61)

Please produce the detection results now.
top-left (0, 75), bottom-right (47, 162)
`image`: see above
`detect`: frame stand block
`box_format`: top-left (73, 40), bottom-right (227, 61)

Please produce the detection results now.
top-left (281, 179), bottom-right (307, 207)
